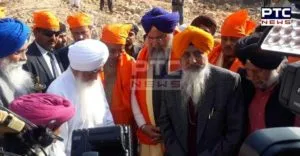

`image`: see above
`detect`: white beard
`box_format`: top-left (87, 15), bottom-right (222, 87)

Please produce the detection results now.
top-left (181, 65), bottom-right (210, 107)
top-left (0, 58), bottom-right (33, 93)
top-left (75, 76), bottom-right (107, 127)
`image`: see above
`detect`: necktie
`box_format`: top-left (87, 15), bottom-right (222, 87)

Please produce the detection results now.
top-left (47, 52), bottom-right (59, 78)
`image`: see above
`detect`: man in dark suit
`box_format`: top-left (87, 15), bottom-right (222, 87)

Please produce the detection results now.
top-left (24, 11), bottom-right (64, 92)
top-left (159, 26), bottom-right (245, 156)
top-left (235, 33), bottom-right (295, 135)
top-left (55, 12), bottom-right (93, 71)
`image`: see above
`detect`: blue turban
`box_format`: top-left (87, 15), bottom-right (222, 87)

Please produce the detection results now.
top-left (141, 7), bottom-right (179, 34)
top-left (0, 18), bottom-right (30, 58)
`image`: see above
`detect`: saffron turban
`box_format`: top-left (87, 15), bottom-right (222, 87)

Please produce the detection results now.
top-left (9, 93), bottom-right (75, 130)
top-left (235, 33), bottom-right (284, 70)
top-left (101, 24), bottom-right (132, 45)
top-left (33, 10), bottom-right (60, 31)
top-left (0, 7), bottom-right (5, 18)
top-left (141, 7), bottom-right (179, 34)
top-left (68, 39), bottom-right (109, 72)
top-left (171, 26), bottom-right (214, 60)
top-left (0, 18), bottom-right (30, 58)
top-left (67, 12), bottom-right (92, 29)
top-left (221, 9), bottom-right (256, 38)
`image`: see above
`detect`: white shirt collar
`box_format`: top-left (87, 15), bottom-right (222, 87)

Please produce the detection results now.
top-left (35, 41), bottom-right (49, 56)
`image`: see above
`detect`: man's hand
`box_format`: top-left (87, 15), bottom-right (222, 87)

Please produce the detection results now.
top-left (141, 124), bottom-right (162, 143)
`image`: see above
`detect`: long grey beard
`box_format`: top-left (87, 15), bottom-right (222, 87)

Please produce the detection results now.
top-left (0, 58), bottom-right (34, 93)
top-left (148, 47), bottom-right (170, 76)
top-left (180, 65), bottom-right (210, 108)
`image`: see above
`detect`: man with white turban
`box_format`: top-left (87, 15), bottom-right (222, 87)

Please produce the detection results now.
top-left (47, 39), bottom-right (115, 156)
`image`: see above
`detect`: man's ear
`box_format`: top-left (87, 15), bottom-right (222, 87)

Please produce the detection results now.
top-left (32, 28), bottom-right (39, 37)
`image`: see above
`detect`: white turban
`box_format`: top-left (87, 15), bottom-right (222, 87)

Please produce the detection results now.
top-left (68, 39), bottom-right (109, 71)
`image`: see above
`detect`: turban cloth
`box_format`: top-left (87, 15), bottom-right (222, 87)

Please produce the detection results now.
top-left (33, 10), bottom-right (60, 31)
top-left (101, 24), bottom-right (132, 45)
top-left (221, 9), bottom-right (256, 38)
top-left (9, 93), bottom-right (75, 130)
top-left (0, 18), bottom-right (30, 58)
top-left (141, 7), bottom-right (179, 34)
top-left (68, 39), bottom-right (109, 71)
top-left (0, 7), bottom-right (5, 18)
top-left (67, 12), bottom-right (92, 29)
top-left (171, 26), bottom-right (214, 61)
top-left (235, 33), bottom-right (284, 70)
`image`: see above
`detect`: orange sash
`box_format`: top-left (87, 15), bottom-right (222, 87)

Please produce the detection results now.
top-left (101, 52), bottom-right (135, 125)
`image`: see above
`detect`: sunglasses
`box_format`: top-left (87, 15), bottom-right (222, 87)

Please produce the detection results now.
top-left (38, 29), bottom-right (60, 37)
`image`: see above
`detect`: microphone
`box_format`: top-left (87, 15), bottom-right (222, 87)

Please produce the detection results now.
top-left (0, 110), bottom-right (26, 133)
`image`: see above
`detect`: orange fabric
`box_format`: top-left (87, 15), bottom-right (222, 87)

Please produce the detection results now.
top-left (101, 24), bottom-right (132, 45)
top-left (208, 45), bottom-right (243, 72)
top-left (221, 9), bottom-right (256, 38)
top-left (288, 56), bottom-right (300, 63)
top-left (134, 46), bottom-right (154, 144)
top-left (169, 26), bottom-right (214, 72)
top-left (33, 10), bottom-right (60, 31)
top-left (0, 7), bottom-right (5, 18)
top-left (67, 12), bottom-right (92, 29)
top-left (100, 52), bottom-right (135, 125)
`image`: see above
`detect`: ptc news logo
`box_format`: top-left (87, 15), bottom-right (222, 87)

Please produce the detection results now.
top-left (261, 7), bottom-right (292, 26)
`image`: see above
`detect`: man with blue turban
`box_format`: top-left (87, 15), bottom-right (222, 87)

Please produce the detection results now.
top-left (0, 18), bottom-right (34, 108)
top-left (131, 7), bottom-right (179, 156)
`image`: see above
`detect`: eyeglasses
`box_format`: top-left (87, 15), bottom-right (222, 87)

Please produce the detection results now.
top-left (147, 34), bottom-right (167, 42)
top-left (39, 29), bottom-right (60, 38)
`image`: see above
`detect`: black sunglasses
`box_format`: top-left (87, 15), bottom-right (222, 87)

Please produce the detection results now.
top-left (38, 29), bottom-right (60, 37)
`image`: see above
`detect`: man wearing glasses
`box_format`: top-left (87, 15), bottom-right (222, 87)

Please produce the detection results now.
top-left (131, 7), bottom-right (179, 156)
top-left (24, 10), bottom-right (64, 92)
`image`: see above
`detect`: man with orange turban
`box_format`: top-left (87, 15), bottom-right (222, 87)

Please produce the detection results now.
top-left (55, 12), bottom-right (93, 71)
top-left (24, 10), bottom-right (64, 92)
top-left (208, 9), bottom-right (256, 72)
top-left (132, 7), bottom-right (179, 156)
top-left (100, 23), bottom-right (138, 154)
top-left (159, 26), bottom-right (245, 156)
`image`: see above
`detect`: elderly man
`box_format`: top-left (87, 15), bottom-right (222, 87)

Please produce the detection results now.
top-left (24, 11), bottom-right (64, 92)
top-left (235, 33), bottom-right (295, 135)
top-left (55, 22), bottom-right (68, 50)
top-left (56, 12), bottom-right (93, 70)
top-left (208, 9), bottom-right (256, 72)
top-left (132, 7), bottom-right (179, 156)
top-left (47, 39), bottom-right (114, 156)
top-left (0, 18), bottom-right (33, 107)
top-left (159, 26), bottom-right (245, 156)
top-left (7, 93), bottom-right (75, 156)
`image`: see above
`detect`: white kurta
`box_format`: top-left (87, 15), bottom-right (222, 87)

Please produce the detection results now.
top-left (47, 68), bottom-right (114, 156)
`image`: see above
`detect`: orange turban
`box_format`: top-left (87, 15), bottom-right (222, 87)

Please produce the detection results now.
top-left (221, 9), bottom-right (256, 38)
top-left (101, 24), bottom-right (132, 45)
top-left (33, 10), bottom-right (60, 31)
top-left (67, 12), bottom-right (92, 29)
top-left (0, 7), bottom-right (5, 18)
top-left (171, 26), bottom-right (214, 61)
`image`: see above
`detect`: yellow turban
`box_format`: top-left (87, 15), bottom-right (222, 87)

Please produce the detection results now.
top-left (221, 9), bottom-right (256, 38)
top-left (101, 24), bottom-right (132, 45)
top-left (0, 7), bottom-right (6, 18)
top-left (172, 25), bottom-right (214, 61)
top-left (67, 12), bottom-right (92, 29)
top-left (33, 10), bottom-right (60, 31)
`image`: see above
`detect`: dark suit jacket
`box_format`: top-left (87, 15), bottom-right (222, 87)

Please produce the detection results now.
top-left (55, 45), bottom-right (70, 71)
top-left (159, 65), bottom-right (245, 156)
top-left (23, 42), bottom-right (64, 92)
top-left (239, 69), bottom-right (295, 129)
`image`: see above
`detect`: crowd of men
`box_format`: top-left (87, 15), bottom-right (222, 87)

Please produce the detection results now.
top-left (0, 3), bottom-right (299, 156)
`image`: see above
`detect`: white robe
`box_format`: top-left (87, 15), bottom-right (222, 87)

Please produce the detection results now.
top-left (47, 68), bottom-right (114, 156)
